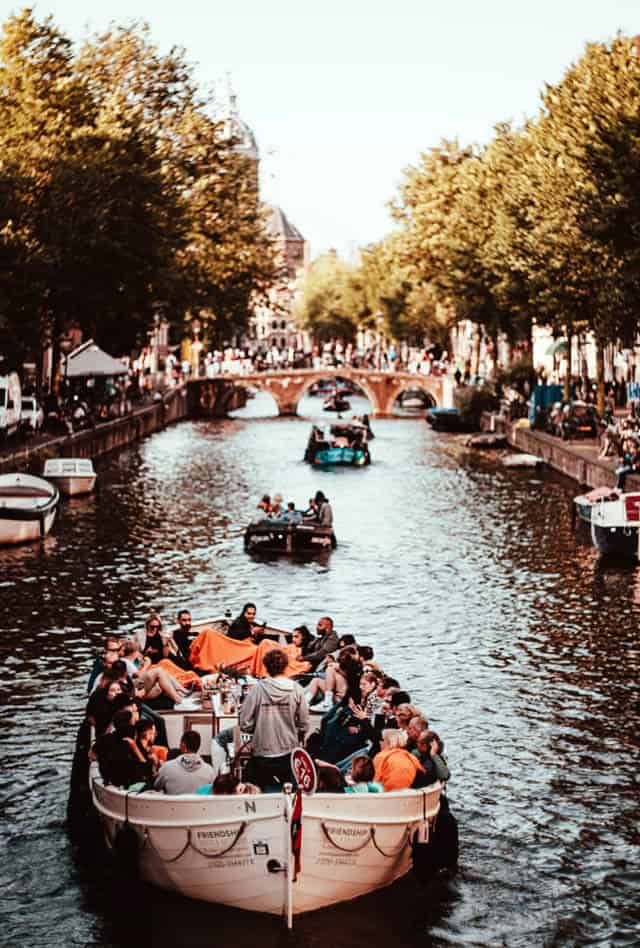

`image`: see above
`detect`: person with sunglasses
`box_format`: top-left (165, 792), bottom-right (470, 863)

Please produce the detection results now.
top-left (141, 613), bottom-right (168, 665)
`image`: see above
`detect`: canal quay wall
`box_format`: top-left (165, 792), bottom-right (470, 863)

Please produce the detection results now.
top-left (0, 386), bottom-right (189, 475)
top-left (483, 412), bottom-right (640, 490)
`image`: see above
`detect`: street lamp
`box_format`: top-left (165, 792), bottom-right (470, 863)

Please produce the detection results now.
top-left (375, 311), bottom-right (384, 370)
top-left (59, 335), bottom-right (73, 391)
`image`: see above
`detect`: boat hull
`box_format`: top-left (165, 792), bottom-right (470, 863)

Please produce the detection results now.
top-left (47, 474), bottom-right (96, 497)
top-left (426, 408), bottom-right (474, 432)
top-left (91, 780), bottom-right (441, 917)
top-left (310, 447), bottom-right (368, 466)
top-left (591, 521), bottom-right (639, 558)
top-left (0, 473), bottom-right (59, 545)
top-left (0, 508), bottom-right (57, 544)
top-left (245, 522), bottom-right (336, 555)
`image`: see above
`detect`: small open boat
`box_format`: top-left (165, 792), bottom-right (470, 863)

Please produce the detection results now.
top-left (44, 457), bottom-right (97, 497)
top-left (426, 407), bottom-right (474, 432)
top-left (245, 521), bottom-right (337, 556)
top-left (591, 491), bottom-right (640, 557)
top-left (0, 472), bottom-right (59, 545)
top-left (323, 394), bottom-right (351, 413)
top-left (304, 422), bottom-right (371, 467)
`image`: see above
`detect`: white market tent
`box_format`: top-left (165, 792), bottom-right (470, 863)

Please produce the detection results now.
top-left (63, 340), bottom-right (128, 378)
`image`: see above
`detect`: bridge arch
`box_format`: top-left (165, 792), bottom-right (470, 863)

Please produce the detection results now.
top-left (390, 378), bottom-right (438, 412)
top-left (293, 372), bottom-right (377, 416)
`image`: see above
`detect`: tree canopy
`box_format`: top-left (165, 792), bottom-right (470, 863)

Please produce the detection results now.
top-left (0, 9), bottom-right (276, 373)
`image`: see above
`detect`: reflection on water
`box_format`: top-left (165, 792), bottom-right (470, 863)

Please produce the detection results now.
top-left (0, 403), bottom-right (638, 947)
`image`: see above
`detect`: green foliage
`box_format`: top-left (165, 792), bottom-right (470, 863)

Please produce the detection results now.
top-left (294, 253), bottom-right (363, 342)
top-left (453, 384), bottom-right (499, 422)
top-left (379, 34), bottom-right (640, 374)
top-left (0, 10), bottom-right (277, 370)
top-left (497, 357), bottom-right (536, 394)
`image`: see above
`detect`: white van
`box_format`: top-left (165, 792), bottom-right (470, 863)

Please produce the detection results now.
top-left (0, 372), bottom-right (22, 439)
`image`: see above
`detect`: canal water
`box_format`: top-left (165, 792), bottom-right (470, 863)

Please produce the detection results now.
top-left (0, 394), bottom-right (638, 948)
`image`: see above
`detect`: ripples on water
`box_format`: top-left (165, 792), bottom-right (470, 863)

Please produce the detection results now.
top-left (0, 393), bottom-right (638, 947)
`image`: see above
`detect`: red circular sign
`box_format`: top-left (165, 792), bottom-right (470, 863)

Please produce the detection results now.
top-left (291, 747), bottom-right (317, 794)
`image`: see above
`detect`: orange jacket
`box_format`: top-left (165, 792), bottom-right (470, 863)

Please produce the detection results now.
top-left (373, 747), bottom-right (424, 791)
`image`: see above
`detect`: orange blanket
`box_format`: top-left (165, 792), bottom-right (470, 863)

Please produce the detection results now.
top-left (189, 628), bottom-right (310, 678)
top-left (157, 658), bottom-right (203, 690)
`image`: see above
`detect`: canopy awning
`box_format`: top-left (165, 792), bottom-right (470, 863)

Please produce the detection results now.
top-left (63, 340), bottom-right (128, 378)
top-left (546, 338), bottom-right (569, 356)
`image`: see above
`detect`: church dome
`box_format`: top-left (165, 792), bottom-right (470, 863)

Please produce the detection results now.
top-left (224, 94), bottom-right (259, 162)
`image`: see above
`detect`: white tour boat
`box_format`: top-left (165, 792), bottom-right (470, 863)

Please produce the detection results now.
top-left (86, 615), bottom-right (446, 925)
top-left (0, 472), bottom-right (59, 545)
top-left (44, 457), bottom-right (97, 497)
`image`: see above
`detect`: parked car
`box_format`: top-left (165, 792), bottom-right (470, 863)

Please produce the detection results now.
top-left (20, 395), bottom-right (44, 433)
top-left (547, 400), bottom-right (599, 440)
top-left (561, 401), bottom-right (599, 440)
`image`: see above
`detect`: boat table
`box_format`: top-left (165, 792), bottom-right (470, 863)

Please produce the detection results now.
top-left (161, 693), bottom-right (239, 751)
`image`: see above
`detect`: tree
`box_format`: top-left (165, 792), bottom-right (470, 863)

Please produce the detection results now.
top-left (76, 22), bottom-right (277, 348)
top-left (294, 253), bottom-right (362, 342)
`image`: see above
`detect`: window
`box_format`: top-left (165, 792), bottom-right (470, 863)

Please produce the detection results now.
top-left (272, 320), bottom-right (277, 330)
top-left (280, 320), bottom-right (286, 329)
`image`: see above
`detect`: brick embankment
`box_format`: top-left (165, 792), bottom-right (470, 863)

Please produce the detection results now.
top-left (482, 412), bottom-right (640, 491)
top-left (0, 386), bottom-right (188, 475)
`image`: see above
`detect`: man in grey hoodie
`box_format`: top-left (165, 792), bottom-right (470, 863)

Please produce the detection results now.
top-left (154, 730), bottom-right (215, 794)
top-left (239, 648), bottom-right (309, 791)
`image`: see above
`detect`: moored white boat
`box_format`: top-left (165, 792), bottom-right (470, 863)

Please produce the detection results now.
top-left (0, 472), bottom-right (59, 545)
top-left (573, 485), bottom-right (618, 524)
top-left (44, 457), bottom-right (96, 497)
top-left (590, 491), bottom-right (640, 558)
top-left (91, 775), bottom-right (441, 922)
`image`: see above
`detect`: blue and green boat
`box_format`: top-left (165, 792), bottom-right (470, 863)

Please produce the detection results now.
top-left (304, 422), bottom-right (371, 467)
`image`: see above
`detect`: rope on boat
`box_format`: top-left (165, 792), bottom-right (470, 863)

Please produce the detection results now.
top-left (320, 821), bottom-right (409, 857)
top-left (370, 826), bottom-right (412, 858)
top-left (141, 821), bottom-right (247, 864)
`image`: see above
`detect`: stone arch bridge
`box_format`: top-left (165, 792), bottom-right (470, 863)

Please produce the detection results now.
top-left (188, 367), bottom-right (448, 419)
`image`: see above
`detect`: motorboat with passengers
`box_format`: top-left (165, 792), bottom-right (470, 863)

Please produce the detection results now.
top-left (304, 421), bottom-right (371, 467)
top-left (79, 615), bottom-right (448, 927)
top-left (0, 472), bottom-right (59, 544)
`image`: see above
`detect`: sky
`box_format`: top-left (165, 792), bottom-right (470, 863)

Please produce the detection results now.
top-left (7, 0), bottom-right (639, 257)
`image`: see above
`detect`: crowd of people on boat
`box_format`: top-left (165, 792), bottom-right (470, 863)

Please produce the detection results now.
top-left (308, 422), bottom-right (368, 452)
top-left (251, 490), bottom-right (333, 527)
top-left (83, 607), bottom-right (449, 798)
